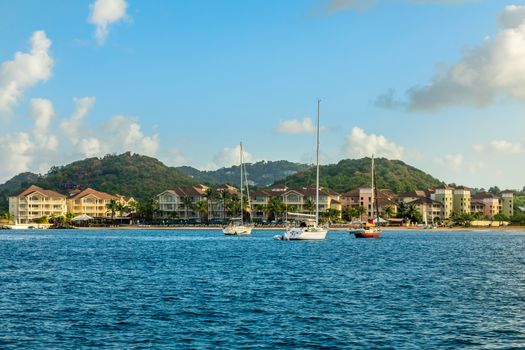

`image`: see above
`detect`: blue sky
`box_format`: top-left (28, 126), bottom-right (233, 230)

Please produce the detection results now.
top-left (1, 0), bottom-right (524, 189)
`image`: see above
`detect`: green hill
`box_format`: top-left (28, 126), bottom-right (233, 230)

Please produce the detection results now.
top-left (177, 160), bottom-right (309, 187)
top-left (0, 172), bottom-right (42, 216)
top-left (0, 152), bottom-right (197, 214)
top-left (275, 158), bottom-right (443, 193)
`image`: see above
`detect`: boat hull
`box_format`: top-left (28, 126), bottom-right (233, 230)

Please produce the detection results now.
top-left (223, 226), bottom-right (253, 235)
top-left (276, 227), bottom-right (328, 241)
top-left (354, 230), bottom-right (381, 239)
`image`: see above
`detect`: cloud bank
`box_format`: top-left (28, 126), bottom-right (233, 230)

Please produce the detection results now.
top-left (0, 31), bottom-right (53, 112)
top-left (378, 4), bottom-right (525, 111)
top-left (343, 127), bottom-right (404, 159)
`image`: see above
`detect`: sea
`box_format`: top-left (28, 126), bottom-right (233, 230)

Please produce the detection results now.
top-left (1, 229), bottom-right (524, 349)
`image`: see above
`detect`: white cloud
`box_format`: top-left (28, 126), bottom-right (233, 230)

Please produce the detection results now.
top-left (277, 117), bottom-right (316, 134)
top-left (89, 0), bottom-right (129, 45)
top-left (0, 132), bottom-right (34, 182)
top-left (473, 140), bottom-right (523, 154)
top-left (107, 115), bottom-right (159, 156)
top-left (77, 138), bottom-right (102, 157)
top-left (29, 98), bottom-right (58, 151)
top-left (434, 153), bottom-right (464, 170)
top-left (60, 97), bottom-right (96, 145)
top-left (276, 117), bottom-right (328, 134)
top-left (162, 148), bottom-right (190, 167)
top-left (343, 127), bottom-right (404, 159)
top-left (0, 31), bottom-right (53, 112)
top-left (208, 144), bottom-right (254, 169)
top-left (394, 4), bottom-right (525, 111)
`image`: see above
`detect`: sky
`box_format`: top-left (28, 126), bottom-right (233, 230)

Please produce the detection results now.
top-left (1, 0), bottom-right (524, 189)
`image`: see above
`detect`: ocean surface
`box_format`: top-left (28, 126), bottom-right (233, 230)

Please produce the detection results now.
top-left (1, 229), bottom-right (525, 349)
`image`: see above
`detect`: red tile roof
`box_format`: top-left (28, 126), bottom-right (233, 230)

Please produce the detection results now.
top-left (17, 185), bottom-right (65, 198)
top-left (69, 188), bottom-right (116, 200)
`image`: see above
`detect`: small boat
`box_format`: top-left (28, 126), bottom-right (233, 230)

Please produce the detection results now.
top-left (223, 142), bottom-right (253, 236)
top-left (352, 155), bottom-right (382, 239)
top-left (275, 100), bottom-right (327, 241)
top-left (223, 218), bottom-right (252, 235)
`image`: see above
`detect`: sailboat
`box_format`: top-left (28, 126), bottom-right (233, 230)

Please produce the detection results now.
top-left (274, 100), bottom-right (328, 241)
top-left (223, 142), bottom-right (253, 236)
top-left (351, 155), bottom-right (382, 239)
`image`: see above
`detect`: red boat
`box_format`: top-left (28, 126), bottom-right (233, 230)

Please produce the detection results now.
top-left (350, 155), bottom-right (382, 239)
top-left (353, 225), bottom-right (382, 239)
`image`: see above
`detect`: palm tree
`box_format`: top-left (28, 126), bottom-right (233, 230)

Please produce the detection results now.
top-left (204, 187), bottom-right (215, 221)
top-left (219, 190), bottom-right (230, 220)
top-left (181, 196), bottom-right (194, 220)
top-left (304, 199), bottom-right (315, 215)
top-left (1, 212), bottom-right (14, 224)
top-left (194, 200), bottom-right (208, 223)
top-left (355, 206), bottom-right (366, 221)
top-left (106, 199), bottom-right (120, 221)
top-left (383, 205), bottom-right (395, 219)
top-left (267, 197), bottom-right (285, 221)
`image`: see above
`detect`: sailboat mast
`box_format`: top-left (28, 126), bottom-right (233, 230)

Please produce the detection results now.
top-left (371, 155), bottom-right (374, 223)
top-left (240, 142), bottom-right (243, 225)
top-left (316, 99), bottom-right (320, 226)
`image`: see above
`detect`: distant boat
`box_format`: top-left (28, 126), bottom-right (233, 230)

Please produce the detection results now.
top-left (275, 100), bottom-right (327, 241)
top-left (351, 155), bottom-right (382, 239)
top-left (223, 142), bottom-right (253, 236)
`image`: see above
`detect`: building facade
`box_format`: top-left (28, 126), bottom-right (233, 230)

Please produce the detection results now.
top-left (67, 188), bottom-right (118, 217)
top-left (9, 185), bottom-right (67, 224)
top-left (453, 187), bottom-right (471, 214)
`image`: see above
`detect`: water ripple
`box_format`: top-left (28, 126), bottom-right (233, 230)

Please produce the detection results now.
top-left (0, 229), bottom-right (525, 348)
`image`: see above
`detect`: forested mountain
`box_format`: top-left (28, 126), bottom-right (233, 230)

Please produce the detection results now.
top-left (0, 172), bottom-right (42, 216)
top-left (0, 154), bottom-right (447, 215)
top-left (0, 152), bottom-right (196, 213)
top-left (177, 160), bottom-right (309, 186)
top-left (275, 158), bottom-right (443, 193)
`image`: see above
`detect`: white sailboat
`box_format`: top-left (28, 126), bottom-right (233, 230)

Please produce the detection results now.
top-left (275, 100), bottom-right (328, 241)
top-left (223, 142), bottom-right (253, 236)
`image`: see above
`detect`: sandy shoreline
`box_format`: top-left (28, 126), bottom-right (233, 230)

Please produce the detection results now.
top-left (73, 225), bottom-right (525, 232)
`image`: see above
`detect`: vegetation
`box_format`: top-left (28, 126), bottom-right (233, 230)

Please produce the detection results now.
top-left (396, 202), bottom-right (423, 224)
top-left (177, 160), bottom-right (309, 187)
top-left (0, 152), bottom-right (196, 214)
top-left (275, 158), bottom-right (443, 194)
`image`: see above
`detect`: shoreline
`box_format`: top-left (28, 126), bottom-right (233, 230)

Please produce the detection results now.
top-left (70, 225), bottom-right (525, 232)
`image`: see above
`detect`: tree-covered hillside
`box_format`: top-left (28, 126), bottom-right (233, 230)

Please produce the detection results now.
top-left (177, 160), bottom-right (309, 186)
top-left (0, 152), bottom-right (196, 213)
top-left (275, 158), bottom-right (443, 193)
top-left (0, 172), bottom-right (42, 215)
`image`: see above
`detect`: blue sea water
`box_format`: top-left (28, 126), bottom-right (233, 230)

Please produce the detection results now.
top-left (1, 229), bottom-right (525, 349)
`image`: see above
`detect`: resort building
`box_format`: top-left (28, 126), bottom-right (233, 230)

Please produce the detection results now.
top-left (397, 190), bottom-right (430, 203)
top-left (9, 185), bottom-right (67, 224)
top-left (410, 197), bottom-right (444, 224)
top-left (501, 190), bottom-right (514, 218)
top-left (340, 187), bottom-right (397, 221)
top-left (431, 185), bottom-right (454, 219)
top-left (67, 188), bottom-right (118, 218)
top-left (471, 192), bottom-right (500, 218)
top-left (453, 186), bottom-right (471, 214)
top-left (157, 184), bottom-right (210, 221)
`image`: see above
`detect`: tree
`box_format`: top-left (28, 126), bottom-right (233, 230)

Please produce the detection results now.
top-left (304, 199), bottom-right (315, 214)
top-left (194, 200), bottom-right (208, 223)
top-left (204, 187), bottom-right (215, 220)
top-left (267, 197), bottom-right (285, 221)
top-left (383, 205), bottom-right (395, 219)
top-left (181, 196), bottom-right (194, 220)
top-left (1, 212), bottom-right (14, 224)
top-left (493, 213), bottom-right (509, 222)
top-left (355, 206), bottom-right (366, 221)
top-left (218, 190), bottom-right (230, 220)
top-left (106, 199), bottom-right (120, 220)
